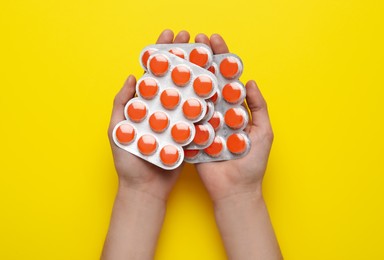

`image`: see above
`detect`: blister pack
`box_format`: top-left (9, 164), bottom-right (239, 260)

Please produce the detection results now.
top-left (184, 53), bottom-right (251, 163)
top-left (141, 43), bottom-right (218, 151)
top-left (112, 50), bottom-right (218, 169)
top-left (140, 43), bottom-right (213, 70)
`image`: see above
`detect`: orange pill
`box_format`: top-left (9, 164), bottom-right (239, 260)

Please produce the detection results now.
top-left (208, 65), bottom-right (216, 74)
top-left (193, 75), bottom-right (213, 97)
top-left (193, 124), bottom-right (210, 146)
top-left (220, 57), bottom-right (240, 79)
top-left (171, 65), bottom-right (191, 86)
top-left (171, 122), bottom-right (191, 144)
top-left (184, 149), bottom-right (200, 159)
top-left (160, 145), bottom-right (180, 166)
top-left (149, 111), bottom-right (169, 133)
top-left (160, 89), bottom-right (180, 110)
top-left (208, 111), bottom-right (222, 131)
top-left (227, 133), bottom-right (247, 154)
top-left (138, 78), bottom-right (158, 99)
top-left (149, 54), bottom-right (169, 76)
top-left (222, 82), bottom-right (243, 104)
top-left (137, 134), bottom-right (157, 155)
top-left (224, 108), bottom-right (245, 129)
top-left (115, 123), bottom-right (135, 145)
top-left (141, 49), bottom-right (155, 69)
top-left (204, 136), bottom-right (223, 157)
top-left (189, 47), bottom-right (209, 67)
top-left (209, 91), bottom-right (219, 104)
top-left (182, 98), bottom-right (203, 120)
top-left (169, 48), bottom-right (185, 59)
top-left (127, 101), bottom-right (147, 122)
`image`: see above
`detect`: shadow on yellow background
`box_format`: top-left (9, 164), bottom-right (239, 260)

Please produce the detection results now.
top-left (0, 0), bottom-right (383, 259)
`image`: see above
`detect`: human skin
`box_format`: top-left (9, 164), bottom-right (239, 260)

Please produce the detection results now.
top-left (101, 30), bottom-right (189, 260)
top-left (194, 33), bottom-right (282, 260)
top-left (101, 29), bottom-right (282, 260)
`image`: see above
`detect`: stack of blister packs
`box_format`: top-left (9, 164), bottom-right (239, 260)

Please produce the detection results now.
top-left (112, 44), bottom-right (251, 170)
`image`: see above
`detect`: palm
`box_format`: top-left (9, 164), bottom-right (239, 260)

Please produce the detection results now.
top-left (111, 145), bottom-right (181, 199)
top-left (196, 125), bottom-right (272, 201)
top-left (108, 30), bottom-right (191, 200)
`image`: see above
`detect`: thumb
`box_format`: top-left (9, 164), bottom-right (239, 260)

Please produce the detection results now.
top-left (245, 80), bottom-right (272, 133)
top-left (108, 75), bottom-right (136, 136)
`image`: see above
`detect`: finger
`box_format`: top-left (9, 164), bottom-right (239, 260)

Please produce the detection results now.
top-left (156, 29), bottom-right (174, 44)
top-left (109, 75), bottom-right (136, 134)
top-left (245, 80), bottom-right (272, 132)
top-left (174, 30), bottom-right (190, 43)
top-left (241, 101), bottom-right (252, 134)
top-left (210, 34), bottom-right (229, 54)
top-left (195, 33), bottom-right (211, 48)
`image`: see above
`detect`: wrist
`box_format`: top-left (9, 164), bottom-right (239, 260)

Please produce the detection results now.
top-left (101, 181), bottom-right (167, 260)
top-left (117, 178), bottom-right (170, 203)
top-left (206, 180), bottom-right (263, 205)
top-left (116, 182), bottom-right (167, 210)
top-left (212, 184), bottom-right (282, 260)
top-left (213, 184), bottom-right (263, 211)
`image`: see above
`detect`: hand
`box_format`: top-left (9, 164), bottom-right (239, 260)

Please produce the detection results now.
top-left (107, 29), bottom-right (191, 201)
top-left (194, 33), bottom-right (274, 202)
top-left (102, 30), bottom-right (194, 260)
top-left (193, 34), bottom-right (281, 260)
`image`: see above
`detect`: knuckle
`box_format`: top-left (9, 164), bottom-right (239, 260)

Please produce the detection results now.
top-left (266, 129), bottom-right (274, 142)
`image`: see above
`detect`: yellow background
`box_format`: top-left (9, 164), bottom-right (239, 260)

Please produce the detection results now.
top-left (1, 0), bottom-right (383, 259)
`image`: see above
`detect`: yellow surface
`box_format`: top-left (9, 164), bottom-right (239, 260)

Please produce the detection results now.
top-left (0, 0), bottom-right (383, 259)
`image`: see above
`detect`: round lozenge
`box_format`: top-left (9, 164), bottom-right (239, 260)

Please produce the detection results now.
top-left (222, 82), bottom-right (243, 104)
top-left (224, 108), bottom-right (245, 129)
top-left (171, 65), bottom-right (191, 86)
top-left (189, 47), bottom-right (209, 67)
top-left (204, 136), bottom-right (224, 157)
top-left (171, 122), bottom-right (191, 144)
top-left (127, 101), bottom-right (147, 122)
top-left (193, 124), bottom-right (210, 146)
top-left (138, 78), bottom-right (158, 100)
top-left (160, 89), bottom-right (180, 110)
top-left (115, 123), bottom-right (135, 145)
top-left (149, 54), bottom-right (169, 76)
top-left (182, 98), bottom-right (203, 120)
top-left (227, 133), bottom-right (247, 154)
top-left (219, 56), bottom-right (240, 79)
top-left (193, 75), bottom-right (213, 97)
top-left (137, 134), bottom-right (157, 155)
top-left (160, 145), bottom-right (180, 166)
top-left (149, 111), bottom-right (169, 133)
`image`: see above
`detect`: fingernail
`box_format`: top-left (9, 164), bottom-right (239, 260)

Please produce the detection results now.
top-left (127, 74), bottom-right (136, 84)
top-left (195, 33), bottom-right (204, 39)
top-left (162, 29), bottom-right (173, 35)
